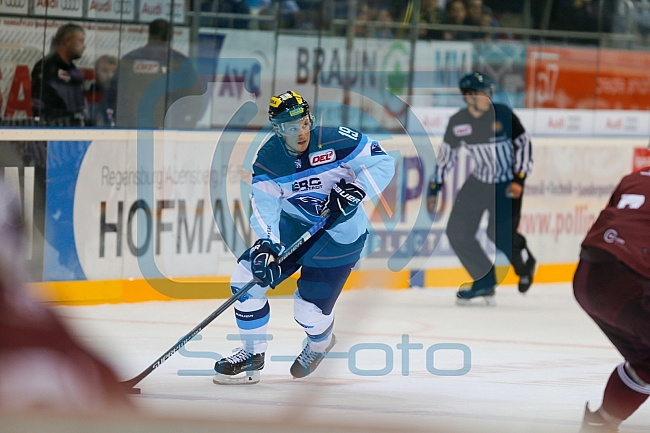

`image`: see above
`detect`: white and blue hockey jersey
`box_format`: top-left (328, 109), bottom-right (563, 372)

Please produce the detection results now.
top-left (250, 126), bottom-right (395, 246)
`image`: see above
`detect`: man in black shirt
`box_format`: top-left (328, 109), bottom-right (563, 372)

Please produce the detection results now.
top-left (114, 19), bottom-right (203, 129)
top-left (427, 72), bottom-right (536, 305)
top-left (31, 23), bottom-right (87, 126)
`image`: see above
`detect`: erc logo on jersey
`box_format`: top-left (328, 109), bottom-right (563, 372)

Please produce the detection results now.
top-left (453, 124), bottom-right (472, 137)
top-left (309, 149), bottom-right (336, 166)
top-left (293, 177), bottom-right (322, 192)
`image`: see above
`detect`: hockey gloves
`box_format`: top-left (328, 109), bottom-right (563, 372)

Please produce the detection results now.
top-left (323, 179), bottom-right (366, 228)
top-left (250, 239), bottom-right (282, 288)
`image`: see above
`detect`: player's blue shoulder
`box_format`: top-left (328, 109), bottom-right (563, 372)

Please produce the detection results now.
top-left (314, 125), bottom-right (371, 160)
top-left (252, 134), bottom-right (295, 178)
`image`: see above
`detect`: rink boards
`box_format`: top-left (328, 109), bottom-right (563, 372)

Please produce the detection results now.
top-left (1, 128), bottom-right (647, 304)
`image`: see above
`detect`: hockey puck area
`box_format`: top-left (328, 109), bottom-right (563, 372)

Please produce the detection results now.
top-left (124, 387), bottom-right (141, 394)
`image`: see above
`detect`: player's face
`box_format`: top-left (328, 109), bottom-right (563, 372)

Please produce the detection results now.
top-left (280, 116), bottom-right (312, 155)
top-left (464, 89), bottom-right (492, 115)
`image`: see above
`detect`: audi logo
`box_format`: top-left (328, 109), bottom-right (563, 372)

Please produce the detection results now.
top-left (113, 0), bottom-right (132, 13)
top-left (3, 0), bottom-right (27, 7)
top-left (60, 0), bottom-right (81, 10)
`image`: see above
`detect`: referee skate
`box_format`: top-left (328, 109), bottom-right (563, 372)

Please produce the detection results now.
top-left (456, 285), bottom-right (497, 306)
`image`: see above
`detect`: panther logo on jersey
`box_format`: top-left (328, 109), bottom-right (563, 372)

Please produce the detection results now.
top-left (288, 195), bottom-right (325, 218)
top-left (370, 141), bottom-right (386, 156)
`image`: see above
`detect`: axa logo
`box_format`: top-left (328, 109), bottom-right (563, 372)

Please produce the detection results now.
top-left (548, 117), bottom-right (564, 129)
top-left (309, 149), bottom-right (335, 166)
top-left (453, 124), bottom-right (472, 137)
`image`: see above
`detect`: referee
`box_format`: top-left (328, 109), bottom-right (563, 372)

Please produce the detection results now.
top-left (427, 72), bottom-right (536, 305)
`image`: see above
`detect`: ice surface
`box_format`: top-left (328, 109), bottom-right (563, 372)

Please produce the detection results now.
top-left (54, 284), bottom-right (649, 433)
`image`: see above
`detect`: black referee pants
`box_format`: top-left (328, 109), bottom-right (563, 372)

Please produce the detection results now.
top-left (446, 175), bottom-right (529, 287)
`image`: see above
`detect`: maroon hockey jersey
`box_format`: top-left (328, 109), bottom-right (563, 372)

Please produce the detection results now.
top-left (582, 166), bottom-right (650, 279)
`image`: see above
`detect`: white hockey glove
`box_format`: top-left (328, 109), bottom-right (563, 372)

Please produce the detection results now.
top-left (323, 179), bottom-right (366, 228)
top-left (250, 239), bottom-right (282, 288)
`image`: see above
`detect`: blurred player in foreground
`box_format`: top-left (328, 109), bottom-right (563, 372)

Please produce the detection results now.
top-left (0, 182), bottom-right (133, 413)
top-left (574, 166), bottom-right (650, 432)
top-left (213, 90), bottom-right (394, 384)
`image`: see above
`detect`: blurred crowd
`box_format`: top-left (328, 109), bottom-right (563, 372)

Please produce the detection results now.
top-left (191, 0), bottom-right (650, 45)
top-left (15, 0), bottom-right (650, 127)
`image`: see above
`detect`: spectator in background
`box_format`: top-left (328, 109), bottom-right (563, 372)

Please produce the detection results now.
top-left (481, 5), bottom-right (500, 40)
top-left (86, 55), bottom-right (117, 127)
top-left (442, 0), bottom-right (472, 40)
top-left (0, 181), bottom-right (134, 414)
top-left (259, 0), bottom-right (302, 29)
top-left (633, 0), bottom-right (650, 46)
top-left (355, 1), bottom-right (373, 37)
top-left (464, 0), bottom-right (499, 40)
top-left (419, 0), bottom-right (444, 39)
top-left (114, 19), bottom-right (204, 129)
top-left (199, 0), bottom-right (248, 28)
top-left (213, 0), bottom-right (251, 29)
top-left (374, 8), bottom-right (395, 38)
top-left (246, 0), bottom-right (271, 29)
top-left (31, 23), bottom-right (88, 126)
top-left (548, 0), bottom-right (614, 44)
top-left (483, 0), bottom-right (525, 28)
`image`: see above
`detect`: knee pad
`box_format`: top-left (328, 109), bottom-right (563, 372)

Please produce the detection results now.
top-left (619, 362), bottom-right (650, 395)
top-left (231, 260), bottom-right (268, 302)
top-left (293, 290), bottom-right (334, 337)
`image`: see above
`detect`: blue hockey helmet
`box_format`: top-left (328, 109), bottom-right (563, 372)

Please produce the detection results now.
top-left (458, 72), bottom-right (496, 96)
top-left (268, 90), bottom-right (315, 136)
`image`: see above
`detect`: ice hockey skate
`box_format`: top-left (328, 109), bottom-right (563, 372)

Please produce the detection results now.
top-left (213, 347), bottom-right (265, 385)
top-left (456, 285), bottom-right (496, 306)
top-left (290, 334), bottom-right (338, 378)
top-left (518, 257), bottom-right (536, 294)
top-left (579, 403), bottom-right (619, 432)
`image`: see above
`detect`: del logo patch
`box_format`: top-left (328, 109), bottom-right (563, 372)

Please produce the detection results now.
top-left (453, 124), bottom-right (472, 137)
top-left (309, 149), bottom-right (336, 166)
top-left (134, 60), bottom-right (160, 74)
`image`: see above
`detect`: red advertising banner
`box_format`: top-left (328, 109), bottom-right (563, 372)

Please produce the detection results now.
top-left (526, 46), bottom-right (650, 110)
top-left (633, 147), bottom-right (650, 172)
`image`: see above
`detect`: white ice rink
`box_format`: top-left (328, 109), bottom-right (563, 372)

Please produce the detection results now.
top-left (54, 283), bottom-right (649, 433)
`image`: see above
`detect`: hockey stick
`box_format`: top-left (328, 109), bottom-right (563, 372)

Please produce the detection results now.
top-left (120, 213), bottom-right (330, 393)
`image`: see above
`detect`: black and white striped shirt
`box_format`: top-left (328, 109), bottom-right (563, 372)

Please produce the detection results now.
top-left (436, 103), bottom-right (533, 185)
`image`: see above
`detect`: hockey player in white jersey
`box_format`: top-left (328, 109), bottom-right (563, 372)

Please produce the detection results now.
top-left (213, 90), bottom-right (395, 384)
